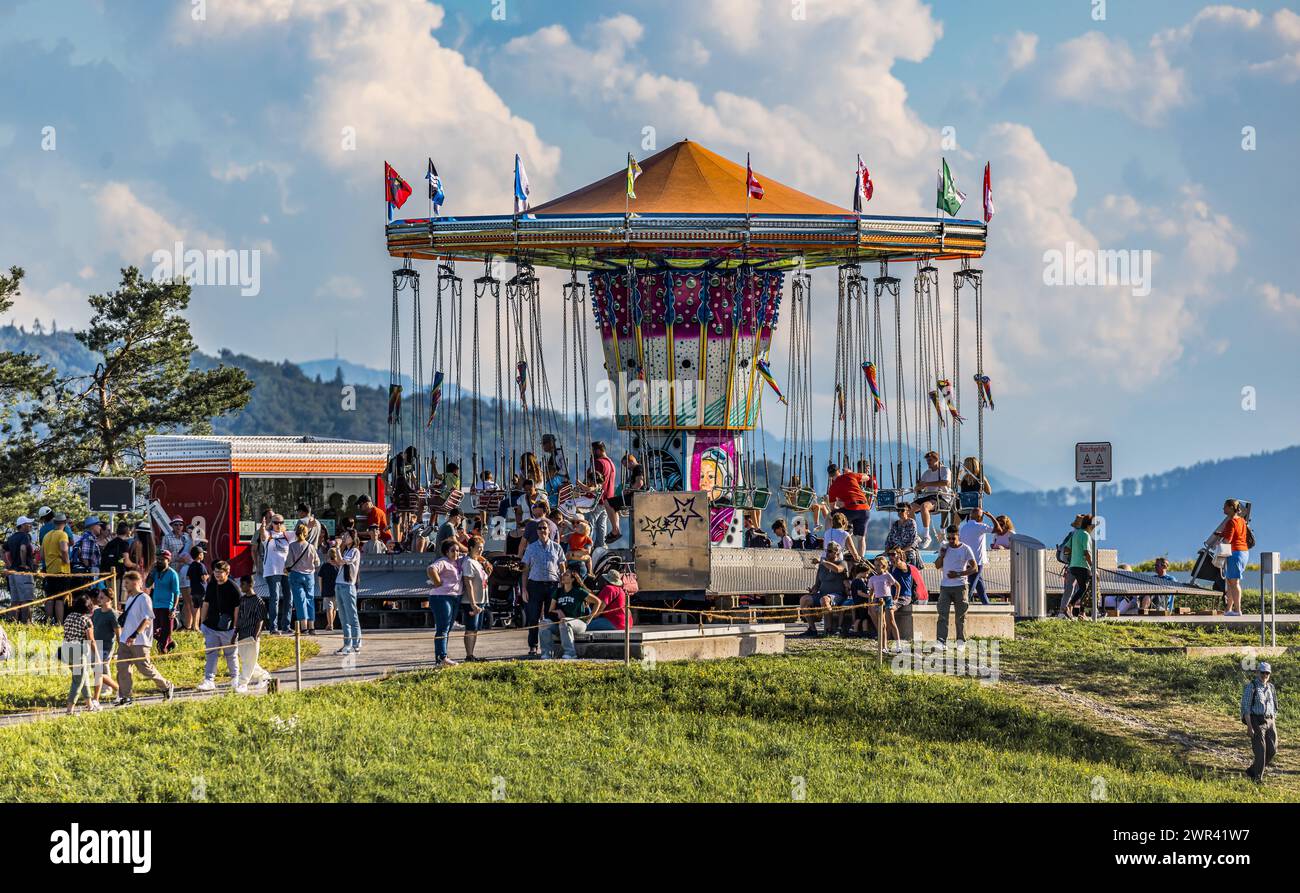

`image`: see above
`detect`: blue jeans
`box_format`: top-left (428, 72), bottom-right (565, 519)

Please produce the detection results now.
top-left (587, 508), bottom-right (608, 549)
top-left (525, 579), bottom-right (556, 650)
top-left (335, 581), bottom-right (361, 649)
top-left (265, 574), bottom-right (291, 632)
top-left (970, 566), bottom-right (990, 605)
top-left (289, 571), bottom-right (316, 623)
top-left (587, 616), bottom-right (617, 631)
top-left (429, 594), bottom-right (458, 661)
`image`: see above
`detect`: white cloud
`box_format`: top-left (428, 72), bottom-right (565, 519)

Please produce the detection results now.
top-left (1258, 282), bottom-right (1300, 324)
top-left (93, 182), bottom-right (226, 264)
top-left (185, 0), bottom-right (561, 215)
top-left (503, 4), bottom-right (944, 214)
top-left (1049, 32), bottom-right (1186, 121)
top-left (1006, 31), bottom-right (1038, 71)
top-left (315, 274), bottom-right (364, 301)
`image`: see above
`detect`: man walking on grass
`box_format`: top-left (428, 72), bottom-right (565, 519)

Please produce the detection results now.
top-left (1241, 662), bottom-right (1279, 783)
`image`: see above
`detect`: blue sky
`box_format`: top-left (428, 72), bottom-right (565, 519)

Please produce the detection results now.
top-left (1, 0), bottom-right (1297, 488)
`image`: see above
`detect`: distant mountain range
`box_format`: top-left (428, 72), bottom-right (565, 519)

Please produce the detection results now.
top-left (2, 328), bottom-right (1290, 561)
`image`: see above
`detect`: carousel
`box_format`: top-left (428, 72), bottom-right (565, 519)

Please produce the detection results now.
top-left (383, 140), bottom-right (990, 603)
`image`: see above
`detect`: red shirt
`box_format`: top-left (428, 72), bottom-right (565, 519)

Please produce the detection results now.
top-left (1221, 516), bottom-right (1248, 551)
top-left (595, 456), bottom-right (617, 500)
top-left (827, 472), bottom-right (875, 511)
top-left (364, 506), bottom-right (392, 542)
top-left (596, 584), bottom-right (632, 629)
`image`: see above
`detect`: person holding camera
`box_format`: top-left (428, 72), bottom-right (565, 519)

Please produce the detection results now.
top-left (934, 524), bottom-right (978, 652)
top-left (330, 531), bottom-right (363, 655)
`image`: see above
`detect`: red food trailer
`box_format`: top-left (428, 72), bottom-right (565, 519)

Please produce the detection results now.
top-left (144, 435), bottom-right (389, 576)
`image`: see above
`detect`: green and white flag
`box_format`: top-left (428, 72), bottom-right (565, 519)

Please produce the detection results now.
top-left (936, 158), bottom-right (966, 217)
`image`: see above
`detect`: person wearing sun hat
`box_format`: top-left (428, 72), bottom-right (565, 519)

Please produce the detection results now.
top-left (1241, 661), bottom-right (1279, 782)
top-left (3, 516), bottom-right (37, 622)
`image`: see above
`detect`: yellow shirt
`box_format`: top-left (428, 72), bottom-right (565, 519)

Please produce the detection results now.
top-left (41, 528), bottom-right (70, 574)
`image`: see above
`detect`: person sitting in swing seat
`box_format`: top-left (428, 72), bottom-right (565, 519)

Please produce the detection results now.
top-left (912, 451), bottom-right (952, 547)
top-left (540, 434), bottom-right (569, 506)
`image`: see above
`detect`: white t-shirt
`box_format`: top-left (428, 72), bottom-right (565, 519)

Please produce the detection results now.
top-left (339, 546), bottom-right (361, 585)
top-left (959, 519), bottom-right (994, 566)
top-left (938, 541), bottom-right (976, 585)
top-left (920, 465), bottom-right (952, 494)
top-left (459, 556), bottom-right (488, 604)
top-left (991, 531), bottom-right (1013, 549)
top-left (262, 532), bottom-right (291, 577)
top-left (823, 528), bottom-right (851, 557)
top-left (119, 591), bottom-right (154, 647)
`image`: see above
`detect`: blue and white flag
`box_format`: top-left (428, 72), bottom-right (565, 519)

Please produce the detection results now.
top-left (513, 154), bottom-right (531, 215)
top-left (426, 157), bottom-right (445, 215)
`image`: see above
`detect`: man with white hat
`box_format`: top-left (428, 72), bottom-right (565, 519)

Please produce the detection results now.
top-left (3, 516), bottom-right (37, 622)
top-left (1241, 661), bottom-right (1279, 782)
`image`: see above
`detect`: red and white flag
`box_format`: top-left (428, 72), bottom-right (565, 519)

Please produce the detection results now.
top-left (853, 155), bottom-right (874, 212)
top-left (746, 153), bottom-right (764, 200)
top-left (982, 161), bottom-right (994, 223)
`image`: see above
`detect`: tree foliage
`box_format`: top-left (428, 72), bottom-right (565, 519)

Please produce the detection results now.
top-left (28, 267), bottom-right (255, 476)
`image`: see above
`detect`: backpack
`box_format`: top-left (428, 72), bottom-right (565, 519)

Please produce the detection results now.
top-left (1055, 530), bottom-right (1074, 564)
top-left (1245, 523), bottom-right (1256, 550)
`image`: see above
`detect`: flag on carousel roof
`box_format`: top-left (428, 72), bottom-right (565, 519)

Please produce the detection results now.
top-left (427, 158), bottom-right (445, 216)
top-left (936, 157), bottom-right (965, 217)
top-left (746, 153), bottom-right (764, 201)
top-left (853, 155), bottom-right (873, 213)
top-left (514, 154), bottom-right (531, 215)
top-left (982, 161), bottom-right (994, 224)
top-left (626, 153), bottom-right (642, 200)
top-left (385, 161), bottom-right (413, 222)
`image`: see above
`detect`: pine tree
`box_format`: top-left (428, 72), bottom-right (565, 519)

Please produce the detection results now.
top-left (34, 267), bottom-right (254, 475)
top-left (0, 267), bottom-right (57, 499)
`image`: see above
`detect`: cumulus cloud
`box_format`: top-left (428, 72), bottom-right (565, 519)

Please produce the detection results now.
top-left (502, 2), bottom-right (945, 213)
top-left (180, 0), bottom-right (561, 215)
top-left (1006, 31), bottom-right (1038, 71)
top-left (93, 181), bottom-right (226, 265)
top-left (1049, 32), bottom-right (1186, 121)
top-left (1258, 282), bottom-right (1300, 324)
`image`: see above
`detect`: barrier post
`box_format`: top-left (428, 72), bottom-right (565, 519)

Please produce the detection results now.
top-left (877, 602), bottom-right (884, 667)
top-left (624, 598), bottom-right (631, 666)
top-left (294, 621), bottom-right (303, 691)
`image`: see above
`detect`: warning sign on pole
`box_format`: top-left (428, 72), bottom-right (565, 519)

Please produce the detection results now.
top-left (1075, 442), bottom-right (1113, 483)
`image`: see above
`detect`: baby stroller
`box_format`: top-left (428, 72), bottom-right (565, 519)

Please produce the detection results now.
top-left (486, 553), bottom-right (525, 628)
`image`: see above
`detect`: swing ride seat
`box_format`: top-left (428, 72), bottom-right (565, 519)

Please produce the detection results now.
top-left (468, 489), bottom-right (504, 515)
top-left (873, 488), bottom-right (911, 513)
top-left (428, 485), bottom-right (464, 514)
top-left (957, 490), bottom-right (982, 514)
top-left (714, 487), bottom-right (771, 512)
top-left (393, 490), bottom-right (422, 513)
top-left (779, 485), bottom-right (817, 512)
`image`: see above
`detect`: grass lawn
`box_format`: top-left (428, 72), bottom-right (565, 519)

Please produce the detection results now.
top-left (0, 633), bottom-right (1292, 802)
top-left (0, 622), bottom-right (319, 714)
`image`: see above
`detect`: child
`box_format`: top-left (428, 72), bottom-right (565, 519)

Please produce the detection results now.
top-left (61, 594), bottom-right (100, 713)
top-left (867, 556), bottom-right (901, 651)
top-left (89, 590), bottom-right (120, 704)
top-left (232, 575), bottom-right (270, 693)
top-left (846, 562), bottom-right (873, 637)
top-left (567, 519), bottom-right (593, 578)
top-left (771, 519), bottom-right (794, 549)
top-left (888, 549), bottom-right (915, 608)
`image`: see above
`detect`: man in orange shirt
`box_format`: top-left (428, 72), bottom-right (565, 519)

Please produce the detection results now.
top-left (356, 495), bottom-right (391, 544)
top-left (826, 461), bottom-right (877, 555)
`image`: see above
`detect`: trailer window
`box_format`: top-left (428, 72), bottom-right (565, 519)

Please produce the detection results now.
top-left (238, 476), bottom-right (376, 541)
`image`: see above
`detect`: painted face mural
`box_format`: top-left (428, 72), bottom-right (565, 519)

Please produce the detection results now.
top-left (689, 432), bottom-right (740, 542)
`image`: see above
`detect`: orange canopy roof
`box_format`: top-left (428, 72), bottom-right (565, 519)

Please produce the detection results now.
top-left (532, 140), bottom-right (853, 217)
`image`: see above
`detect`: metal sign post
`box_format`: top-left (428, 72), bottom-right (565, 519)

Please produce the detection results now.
top-left (1075, 442), bottom-right (1112, 622)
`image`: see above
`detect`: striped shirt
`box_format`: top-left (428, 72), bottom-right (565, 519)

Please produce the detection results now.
top-left (235, 594), bottom-right (267, 641)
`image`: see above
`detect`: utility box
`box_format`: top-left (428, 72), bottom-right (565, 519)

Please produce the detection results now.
top-left (1260, 552), bottom-right (1282, 575)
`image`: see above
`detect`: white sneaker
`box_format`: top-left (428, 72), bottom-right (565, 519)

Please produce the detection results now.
top-left (87, 700), bottom-right (101, 712)
top-left (933, 641), bottom-right (947, 652)
top-left (955, 640), bottom-right (967, 653)
top-left (233, 684), bottom-right (249, 694)
top-left (195, 679), bottom-right (217, 692)
top-left (920, 533), bottom-right (932, 549)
